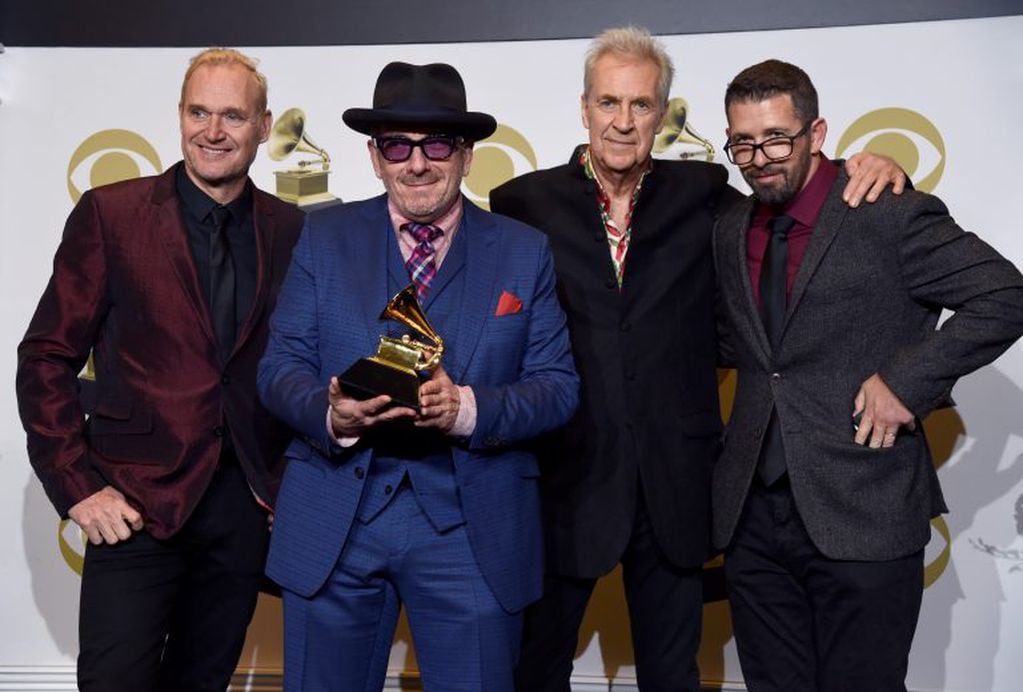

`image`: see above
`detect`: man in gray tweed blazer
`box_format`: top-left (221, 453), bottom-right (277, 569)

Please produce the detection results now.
top-left (712, 59), bottom-right (1023, 691)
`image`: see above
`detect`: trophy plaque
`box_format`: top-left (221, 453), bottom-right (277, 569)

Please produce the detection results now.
top-left (338, 285), bottom-right (443, 412)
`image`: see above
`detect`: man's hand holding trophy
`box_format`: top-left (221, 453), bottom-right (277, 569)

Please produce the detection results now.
top-left (332, 284), bottom-right (458, 436)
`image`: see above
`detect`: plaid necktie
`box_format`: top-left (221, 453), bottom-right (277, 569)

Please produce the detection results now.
top-left (402, 222), bottom-right (444, 301)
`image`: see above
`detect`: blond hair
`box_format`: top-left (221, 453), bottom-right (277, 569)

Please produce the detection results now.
top-left (180, 47), bottom-right (268, 114)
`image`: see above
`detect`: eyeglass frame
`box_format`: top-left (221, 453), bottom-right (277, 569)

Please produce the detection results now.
top-left (722, 121), bottom-right (813, 166)
top-left (372, 134), bottom-right (466, 163)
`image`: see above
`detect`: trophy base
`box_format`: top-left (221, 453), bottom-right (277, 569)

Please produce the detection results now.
top-left (338, 358), bottom-right (421, 412)
top-left (274, 169), bottom-right (337, 208)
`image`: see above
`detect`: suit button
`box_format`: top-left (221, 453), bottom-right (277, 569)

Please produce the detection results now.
top-left (771, 372), bottom-right (781, 381)
top-left (213, 425), bottom-right (225, 438)
top-left (221, 374), bottom-right (231, 385)
top-left (354, 467), bottom-right (365, 479)
top-left (752, 426), bottom-right (763, 438)
top-left (384, 485), bottom-right (393, 495)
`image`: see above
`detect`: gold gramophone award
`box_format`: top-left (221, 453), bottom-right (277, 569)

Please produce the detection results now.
top-left (269, 107), bottom-right (338, 208)
top-left (338, 285), bottom-right (444, 412)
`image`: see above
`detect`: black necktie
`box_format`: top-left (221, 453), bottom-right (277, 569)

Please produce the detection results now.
top-left (758, 214), bottom-right (795, 486)
top-left (208, 206), bottom-right (236, 360)
top-left (759, 215), bottom-right (795, 347)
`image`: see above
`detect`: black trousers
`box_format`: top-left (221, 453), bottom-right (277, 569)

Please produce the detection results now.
top-left (515, 491), bottom-right (703, 692)
top-left (724, 476), bottom-right (924, 692)
top-left (77, 457), bottom-right (270, 692)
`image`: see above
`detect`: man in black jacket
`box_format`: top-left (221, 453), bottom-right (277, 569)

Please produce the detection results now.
top-left (491, 26), bottom-right (904, 691)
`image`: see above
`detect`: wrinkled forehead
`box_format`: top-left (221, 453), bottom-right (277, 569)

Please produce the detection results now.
top-left (181, 63), bottom-right (264, 111)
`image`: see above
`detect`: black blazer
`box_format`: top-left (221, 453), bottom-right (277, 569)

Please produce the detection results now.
top-left (712, 168), bottom-right (1023, 560)
top-left (491, 157), bottom-right (741, 576)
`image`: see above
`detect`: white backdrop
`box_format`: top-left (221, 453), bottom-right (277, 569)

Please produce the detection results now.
top-left (1, 16), bottom-right (1022, 691)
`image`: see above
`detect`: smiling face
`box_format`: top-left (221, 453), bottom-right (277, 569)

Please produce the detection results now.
top-left (726, 93), bottom-right (826, 207)
top-left (369, 129), bottom-right (473, 223)
top-left (179, 62), bottom-right (271, 203)
top-left (581, 54), bottom-right (666, 185)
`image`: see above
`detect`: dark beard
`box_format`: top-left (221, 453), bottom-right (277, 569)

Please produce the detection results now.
top-left (744, 165), bottom-right (799, 207)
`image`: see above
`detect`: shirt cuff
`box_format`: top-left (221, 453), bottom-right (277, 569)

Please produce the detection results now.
top-left (450, 385), bottom-right (477, 437)
top-left (326, 407), bottom-right (360, 448)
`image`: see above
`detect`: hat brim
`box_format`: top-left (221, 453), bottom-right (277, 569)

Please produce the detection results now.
top-left (342, 107), bottom-right (497, 142)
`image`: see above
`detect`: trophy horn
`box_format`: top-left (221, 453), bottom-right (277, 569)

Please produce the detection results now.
top-left (381, 285), bottom-right (441, 343)
top-left (269, 108), bottom-right (331, 166)
top-left (380, 285), bottom-right (444, 370)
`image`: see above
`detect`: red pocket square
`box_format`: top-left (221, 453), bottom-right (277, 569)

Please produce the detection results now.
top-left (495, 290), bottom-right (523, 316)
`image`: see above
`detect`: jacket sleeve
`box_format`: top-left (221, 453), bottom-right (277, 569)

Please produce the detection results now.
top-left (257, 223), bottom-right (336, 457)
top-left (16, 191), bottom-right (111, 516)
top-left (878, 191), bottom-right (1023, 417)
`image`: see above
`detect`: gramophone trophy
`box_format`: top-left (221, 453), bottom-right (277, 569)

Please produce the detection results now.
top-left (269, 107), bottom-right (338, 209)
top-left (338, 285), bottom-right (444, 412)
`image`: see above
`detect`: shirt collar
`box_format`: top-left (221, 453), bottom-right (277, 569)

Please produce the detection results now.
top-left (579, 145), bottom-right (652, 199)
top-left (175, 162), bottom-right (253, 223)
top-left (387, 195), bottom-right (464, 236)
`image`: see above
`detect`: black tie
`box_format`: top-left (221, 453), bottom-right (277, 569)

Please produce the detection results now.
top-left (208, 205), bottom-right (236, 360)
top-left (758, 214), bottom-right (795, 486)
top-left (759, 215), bottom-right (795, 347)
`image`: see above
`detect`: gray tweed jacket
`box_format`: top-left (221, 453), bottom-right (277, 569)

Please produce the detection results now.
top-left (712, 167), bottom-right (1023, 560)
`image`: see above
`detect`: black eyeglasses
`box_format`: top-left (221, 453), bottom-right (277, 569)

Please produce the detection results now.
top-left (723, 122), bottom-right (812, 165)
top-left (373, 135), bottom-right (464, 162)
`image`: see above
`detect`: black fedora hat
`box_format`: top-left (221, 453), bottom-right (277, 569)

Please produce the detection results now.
top-left (343, 62), bottom-right (497, 142)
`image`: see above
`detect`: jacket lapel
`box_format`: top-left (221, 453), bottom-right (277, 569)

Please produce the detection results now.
top-left (784, 183), bottom-right (848, 327)
top-left (730, 197), bottom-right (773, 360)
top-left (234, 189), bottom-right (276, 354)
top-left (152, 167), bottom-right (216, 346)
top-left (448, 201), bottom-right (498, 382)
top-left (361, 196), bottom-right (396, 347)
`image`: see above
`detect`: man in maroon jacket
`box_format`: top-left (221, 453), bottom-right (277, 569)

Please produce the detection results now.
top-left (16, 48), bottom-right (304, 692)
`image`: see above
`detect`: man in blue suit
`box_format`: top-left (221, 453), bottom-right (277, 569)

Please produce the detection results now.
top-left (257, 61), bottom-right (579, 692)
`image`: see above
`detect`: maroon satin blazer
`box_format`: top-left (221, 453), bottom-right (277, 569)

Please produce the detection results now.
top-left (16, 164), bottom-right (304, 538)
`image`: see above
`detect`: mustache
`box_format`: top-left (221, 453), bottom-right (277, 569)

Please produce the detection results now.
top-left (748, 163), bottom-right (785, 178)
top-left (398, 172), bottom-right (441, 184)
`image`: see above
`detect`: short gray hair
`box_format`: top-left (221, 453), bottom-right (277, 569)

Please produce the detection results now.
top-left (583, 26), bottom-right (674, 105)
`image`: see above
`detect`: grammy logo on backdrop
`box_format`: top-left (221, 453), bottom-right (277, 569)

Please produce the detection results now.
top-left (653, 97), bottom-right (715, 161)
top-left (339, 285), bottom-right (444, 412)
top-left (269, 107), bottom-right (338, 209)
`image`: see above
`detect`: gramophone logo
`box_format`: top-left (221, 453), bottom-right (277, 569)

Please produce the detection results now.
top-left (268, 107), bottom-right (337, 208)
top-left (463, 123), bottom-right (537, 210)
top-left (653, 96), bottom-right (715, 161)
